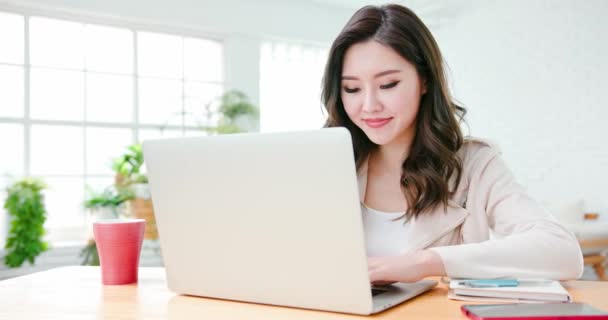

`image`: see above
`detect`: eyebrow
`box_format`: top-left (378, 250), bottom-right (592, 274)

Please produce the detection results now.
top-left (341, 69), bottom-right (401, 80)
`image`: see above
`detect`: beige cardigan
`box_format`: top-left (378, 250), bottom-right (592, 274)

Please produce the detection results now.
top-left (357, 138), bottom-right (584, 280)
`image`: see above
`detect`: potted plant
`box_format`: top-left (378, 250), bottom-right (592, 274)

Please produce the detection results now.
top-left (112, 144), bottom-right (148, 188)
top-left (174, 89), bottom-right (258, 135)
top-left (83, 186), bottom-right (132, 220)
top-left (211, 90), bottom-right (259, 134)
top-left (107, 90), bottom-right (259, 242)
top-left (79, 238), bottom-right (100, 266)
top-left (112, 144), bottom-right (157, 240)
top-left (80, 187), bottom-right (132, 266)
top-left (3, 178), bottom-right (48, 268)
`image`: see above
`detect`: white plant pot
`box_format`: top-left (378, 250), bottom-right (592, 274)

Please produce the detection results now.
top-left (132, 183), bottom-right (151, 200)
top-left (90, 207), bottom-right (118, 221)
top-left (86, 207), bottom-right (120, 238)
top-left (234, 114), bottom-right (258, 132)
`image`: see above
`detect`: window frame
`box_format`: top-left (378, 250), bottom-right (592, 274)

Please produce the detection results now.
top-left (0, 6), bottom-right (226, 246)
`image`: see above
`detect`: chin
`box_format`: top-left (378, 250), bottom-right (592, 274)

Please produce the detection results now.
top-left (363, 131), bottom-right (393, 145)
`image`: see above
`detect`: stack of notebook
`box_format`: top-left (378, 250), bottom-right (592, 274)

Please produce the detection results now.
top-left (448, 279), bottom-right (572, 303)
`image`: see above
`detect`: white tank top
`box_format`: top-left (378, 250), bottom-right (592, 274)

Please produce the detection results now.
top-left (361, 203), bottom-right (410, 257)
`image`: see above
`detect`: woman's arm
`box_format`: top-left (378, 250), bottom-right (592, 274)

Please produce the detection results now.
top-left (368, 249), bottom-right (446, 284)
top-left (429, 146), bottom-right (584, 280)
top-left (366, 144), bottom-right (583, 283)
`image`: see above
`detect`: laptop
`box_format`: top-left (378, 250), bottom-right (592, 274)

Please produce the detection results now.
top-left (143, 127), bottom-right (437, 315)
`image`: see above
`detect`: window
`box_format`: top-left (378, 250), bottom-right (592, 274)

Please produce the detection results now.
top-left (0, 11), bottom-right (224, 246)
top-left (0, 12), bottom-right (24, 118)
top-left (259, 42), bottom-right (328, 132)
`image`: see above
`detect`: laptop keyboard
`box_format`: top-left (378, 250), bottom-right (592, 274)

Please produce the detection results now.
top-left (371, 288), bottom-right (388, 296)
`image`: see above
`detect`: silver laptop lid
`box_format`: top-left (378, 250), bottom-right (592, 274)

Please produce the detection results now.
top-left (143, 128), bottom-right (373, 314)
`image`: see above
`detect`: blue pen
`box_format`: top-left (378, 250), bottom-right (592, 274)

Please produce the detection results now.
top-left (458, 279), bottom-right (519, 288)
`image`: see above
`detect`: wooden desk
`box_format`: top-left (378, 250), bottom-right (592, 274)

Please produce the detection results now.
top-left (1, 267), bottom-right (607, 319)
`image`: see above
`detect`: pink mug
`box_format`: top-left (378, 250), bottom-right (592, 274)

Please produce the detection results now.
top-left (93, 219), bottom-right (145, 285)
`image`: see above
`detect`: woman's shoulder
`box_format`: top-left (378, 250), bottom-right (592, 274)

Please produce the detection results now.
top-left (462, 136), bottom-right (501, 152)
top-left (457, 136), bottom-right (503, 170)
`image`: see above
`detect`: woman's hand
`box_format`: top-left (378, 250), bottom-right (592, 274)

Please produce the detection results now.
top-left (367, 249), bottom-right (446, 284)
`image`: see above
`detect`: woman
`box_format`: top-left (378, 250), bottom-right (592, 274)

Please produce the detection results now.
top-left (322, 4), bottom-right (583, 283)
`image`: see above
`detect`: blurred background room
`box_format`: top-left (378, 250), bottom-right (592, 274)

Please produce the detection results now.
top-left (0, 0), bottom-right (606, 280)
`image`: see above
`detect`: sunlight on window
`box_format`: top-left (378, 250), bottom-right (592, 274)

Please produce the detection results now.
top-left (184, 81), bottom-right (223, 127)
top-left (0, 177), bottom-right (8, 248)
top-left (86, 127), bottom-right (133, 175)
top-left (138, 129), bottom-right (185, 144)
top-left (42, 177), bottom-right (86, 229)
top-left (1, 10), bottom-right (225, 244)
top-left (0, 65), bottom-right (24, 118)
top-left (138, 77), bottom-right (183, 125)
top-left (184, 37), bottom-right (223, 82)
top-left (0, 12), bottom-right (24, 64)
top-left (30, 17), bottom-right (84, 69)
top-left (86, 73), bottom-right (133, 123)
top-left (85, 177), bottom-right (115, 194)
top-left (30, 125), bottom-right (84, 175)
top-left (184, 130), bottom-right (211, 137)
top-left (0, 124), bottom-right (24, 176)
top-left (85, 24), bottom-right (133, 74)
top-left (30, 68), bottom-right (84, 121)
top-left (138, 31), bottom-right (182, 78)
top-left (260, 42), bottom-right (328, 132)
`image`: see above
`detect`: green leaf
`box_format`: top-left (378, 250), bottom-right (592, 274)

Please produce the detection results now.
top-left (3, 177), bottom-right (49, 268)
top-left (111, 144), bottom-right (147, 186)
top-left (83, 186), bottom-right (134, 209)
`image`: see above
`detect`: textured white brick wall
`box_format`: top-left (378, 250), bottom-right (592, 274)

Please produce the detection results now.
top-left (435, 0), bottom-right (608, 217)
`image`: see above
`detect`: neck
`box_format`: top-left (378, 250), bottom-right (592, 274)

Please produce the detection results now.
top-left (372, 129), bottom-right (415, 172)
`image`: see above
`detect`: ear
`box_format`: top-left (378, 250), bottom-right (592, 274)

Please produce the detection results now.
top-left (420, 78), bottom-right (427, 95)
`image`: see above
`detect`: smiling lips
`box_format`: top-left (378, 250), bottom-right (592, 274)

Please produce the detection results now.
top-left (363, 117), bottom-right (393, 128)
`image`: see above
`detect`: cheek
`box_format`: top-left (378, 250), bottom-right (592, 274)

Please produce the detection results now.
top-left (385, 89), bottom-right (420, 116)
top-left (341, 95), bottom-right (360, 119)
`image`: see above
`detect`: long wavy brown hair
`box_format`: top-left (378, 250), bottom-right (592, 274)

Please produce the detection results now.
top-left (322, 4), bottom-right (466, 219)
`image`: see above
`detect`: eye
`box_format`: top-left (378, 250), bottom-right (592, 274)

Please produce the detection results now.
top-left (380, 81), bottom-right (400, 90)
top-left (343, 87), bottom-right (360, 94)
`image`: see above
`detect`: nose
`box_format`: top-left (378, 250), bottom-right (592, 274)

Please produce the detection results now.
top-left (361, 90), bottom-right (382, 113)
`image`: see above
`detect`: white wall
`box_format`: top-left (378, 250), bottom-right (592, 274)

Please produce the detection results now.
top-left (435, 0), bottom-right (608, 215)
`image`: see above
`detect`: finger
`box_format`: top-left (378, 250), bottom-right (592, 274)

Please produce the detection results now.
top-left (369, 269), bottom-right (380, 283)
top-left (367, 261), bottom-right (379, 270)
top-left (367, 256), bottom-right (383, 269)
top-left (369, 267), bottom-right (388, 283)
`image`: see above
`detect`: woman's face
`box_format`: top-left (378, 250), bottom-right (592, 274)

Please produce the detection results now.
top-left (341, 40), bottom-right (425, 146)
